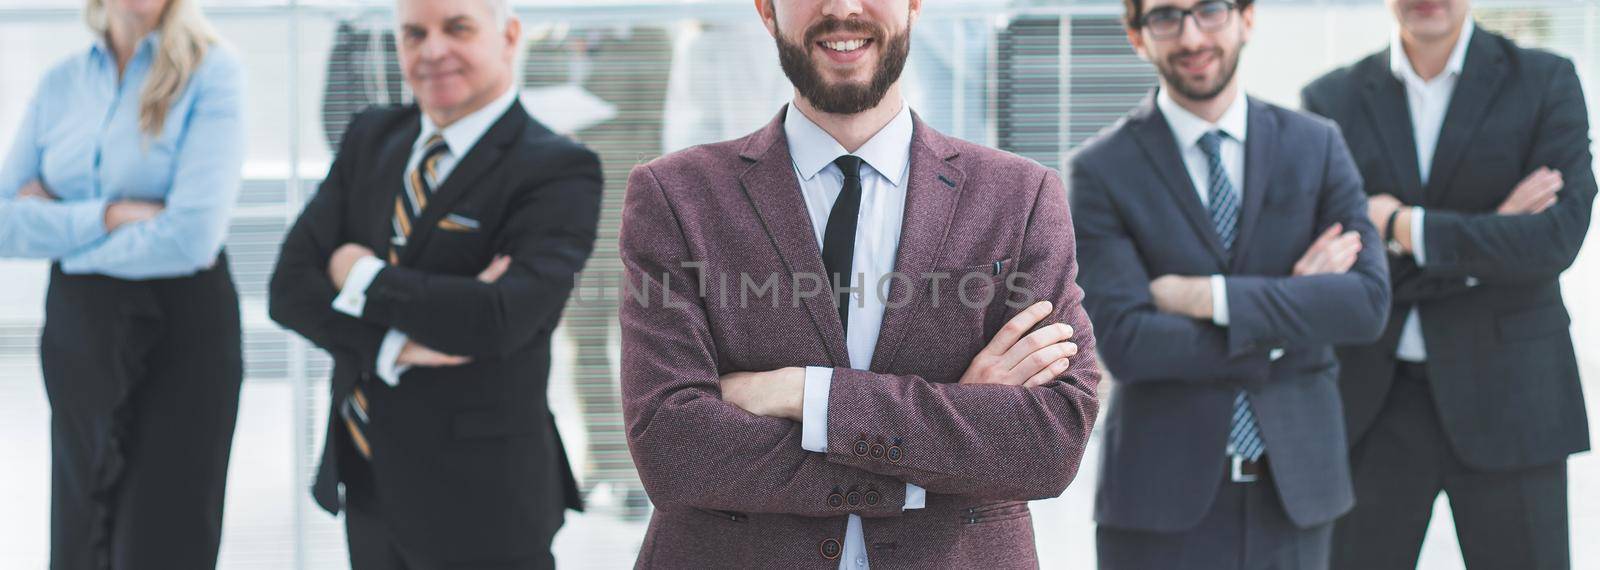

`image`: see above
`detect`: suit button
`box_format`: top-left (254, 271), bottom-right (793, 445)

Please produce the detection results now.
top-left (828, 493), bottom-right (844, 508)
top-left (854, 440), bottom-right (870, 456)
top-left (847, 491), bottom-right (862, 506)
top-left (865, 490), bottom-right (881, 506)
top-left (869, 443), bottom-right (885, 459)
top-left (887, 445), bottom-right (903, 463)
top-left (820, 538), bottom-right (842, 560)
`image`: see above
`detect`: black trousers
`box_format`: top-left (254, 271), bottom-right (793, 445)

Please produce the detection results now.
top-left (40, 260), bottom-right (243, 570)
top-left (340, 440), bottom-right (559, 570)
top-left (1331, 363), bottom-right (1570, 569)
top-left (1098, 464), bottom-right (1333, 570)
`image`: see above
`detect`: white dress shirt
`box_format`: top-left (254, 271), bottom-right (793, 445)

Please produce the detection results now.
top-left (782, 101), bottom-right (924, 570)
top-left (331, 85), bottom-right (521, 385)
top-left (1389, 19), bottom-right (1474, 362)
top-left (1156, 88), bottom-right (1247, 329)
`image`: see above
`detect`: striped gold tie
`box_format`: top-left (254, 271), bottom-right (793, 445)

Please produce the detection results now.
top-left (388, 133), bottom-right (451, 264)
top-left (344, 134), bottom-right (450, 460)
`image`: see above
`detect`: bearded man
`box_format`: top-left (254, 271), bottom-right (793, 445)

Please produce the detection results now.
top-left (1066, 0), bottom-right (1391, 568)
top-left (616, 0), bottom-right (1103, 567)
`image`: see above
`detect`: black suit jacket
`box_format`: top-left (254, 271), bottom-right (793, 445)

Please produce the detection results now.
top-left (1070, 96), bottom-right (1390, 532)
top-left (1302, 25), bottom-right (1592, 471)
top-left (267, 101), bottom-right (601, 563)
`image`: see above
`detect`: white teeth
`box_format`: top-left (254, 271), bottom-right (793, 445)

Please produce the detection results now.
top-left (824, 39), bottom-right (867, 52)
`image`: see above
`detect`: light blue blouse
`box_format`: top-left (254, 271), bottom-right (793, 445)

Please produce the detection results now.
top-left (0, 32), bottom-right (245, 280)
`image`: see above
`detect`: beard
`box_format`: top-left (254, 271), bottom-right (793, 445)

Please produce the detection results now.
top-left (775, 17), bottom-right (911, 115)
top-left (1155, 44), bottom-right (1241, 102)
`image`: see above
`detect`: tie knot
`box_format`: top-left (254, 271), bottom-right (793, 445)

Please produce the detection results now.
top-left (1197, 130), bottom-right (1226, 158)
top-left (423, 133), bottom-right (449, 157)
top-left (833, 155), bottom-right (864, 180)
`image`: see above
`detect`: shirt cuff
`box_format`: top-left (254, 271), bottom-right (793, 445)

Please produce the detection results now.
top-left (375, 329), bottom-right (411, 386)
top-left (904, 483), bottom-right (926, 511)
top-left (1210, 274), bottom-right (1229, 327)
top-left (800, 366), bottom-right (833, 453)
top-left (331, 255), bottom-right (386, 317)
top-left (1410, 207), bottom-right (1426, 266)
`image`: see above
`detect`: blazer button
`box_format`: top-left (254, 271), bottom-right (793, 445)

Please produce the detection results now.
top-left (828, 493), bottom-right (845, 508)
top-left (865, 490), bottom-right (881, 506)
top-left (847, 491), bottom-right (862, 506)
top-left (820, 538), bottom-right (842, 560)
top-left (869, 443), bottom-right (886, 459)
top-left (854, 440), bottom-right (870, 457)
top-left (887, 445), bottom-right (903, 463)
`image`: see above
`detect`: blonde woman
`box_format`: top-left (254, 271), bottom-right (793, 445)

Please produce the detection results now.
top-left (0, 0), bottom-right (245, 567)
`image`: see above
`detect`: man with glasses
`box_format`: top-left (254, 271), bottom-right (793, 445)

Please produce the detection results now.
top-left (1069, 0), bottom-right (1390, 567)
top-left (1303, 1), bottom-right (1593, 566)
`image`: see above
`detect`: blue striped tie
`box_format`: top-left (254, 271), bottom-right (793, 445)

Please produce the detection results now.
top-left (1198, 131), bottom-right (1264, 462)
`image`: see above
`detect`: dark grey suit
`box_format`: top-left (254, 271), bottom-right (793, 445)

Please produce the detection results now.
top-left (1070, 95), bottom-right (1390, 569)
top-left (1303, 25), bottom-right (1592, 569)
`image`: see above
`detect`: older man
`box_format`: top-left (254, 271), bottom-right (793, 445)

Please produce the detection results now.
top-left (268, 0), bottom-right (601, 567)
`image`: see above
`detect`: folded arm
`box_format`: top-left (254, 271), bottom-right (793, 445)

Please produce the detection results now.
top-left (0, 90), bottom-right (110, 259)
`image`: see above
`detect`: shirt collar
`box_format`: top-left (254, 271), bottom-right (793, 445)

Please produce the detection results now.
top-left (417, 84), bottom-right (520, 158)
top-left (783, 100), bottom-right (914, 187)
top-left (1155, 87), bottom-right (1248, 150)
top-left (1390, 19), bottom-right (1474, 83)
top-left (91, 30), bottom-right (162, 63)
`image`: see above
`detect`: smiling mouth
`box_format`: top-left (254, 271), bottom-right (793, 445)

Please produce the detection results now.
top-left (818, 38), bottom-right (873, 53)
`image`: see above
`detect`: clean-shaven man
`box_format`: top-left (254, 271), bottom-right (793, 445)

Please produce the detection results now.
top-left (618, 0), bottom-right (1101, 567)
top-left (1070, 0), bottom-right (1391, 567)
top-left (268, 0), bottom-right (600, 567)
top-left (1303, 0), bottom-right (1593, 566)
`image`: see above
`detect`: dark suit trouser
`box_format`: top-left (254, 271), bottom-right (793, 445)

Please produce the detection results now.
top-left (1331, 364), bottom-right (1570, 570)
top-left (340, 436), bottom-right (559, 570)
top-left (40, 260), bottom-right (243, 570)
top-left (1098, 466), bottom-right (1332, 570)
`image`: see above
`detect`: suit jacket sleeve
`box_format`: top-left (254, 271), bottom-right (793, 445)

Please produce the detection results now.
top-left (1417, 58), bottom-right (1595, 282)
top-left (1300, 83), bottom-right (1473, 306)
top-left (1222, 125), bottom-right (1391, 353)
top-left (818, 171), bottom-right (1100, 502)
top-left (1070, 156), bottom-right (1273, 384)
top-left (619, 164), bottom-right (910, 517)
top-left (355, 143), bottom-right (602, 359)
top-left (268, 111), bottom-right (387, 371)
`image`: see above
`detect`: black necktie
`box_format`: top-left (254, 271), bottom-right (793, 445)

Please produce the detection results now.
top-left (822, 155), bottom-right (864, 336)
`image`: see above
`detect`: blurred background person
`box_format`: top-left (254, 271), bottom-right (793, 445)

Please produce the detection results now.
top-left (0, 0), bottom-right (246, 567)
top-left (1303, 0), bottom-right (1594, 567)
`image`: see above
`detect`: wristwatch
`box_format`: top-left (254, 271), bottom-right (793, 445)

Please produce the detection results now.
top-left (1384, 207), bottom-right (1405, 256)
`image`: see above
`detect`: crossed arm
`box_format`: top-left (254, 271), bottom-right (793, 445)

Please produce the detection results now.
top-left (1070, 126), bottom-right (1390, 386)
top-left (619, 165), bottom-right (1100, 516)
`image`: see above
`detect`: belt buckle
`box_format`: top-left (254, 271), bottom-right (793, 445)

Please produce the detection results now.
top-left (1231, 455), bottom-right (1258, 483)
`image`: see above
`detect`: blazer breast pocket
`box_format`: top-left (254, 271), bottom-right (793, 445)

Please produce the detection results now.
top-left (902, 258), bottom-right (1015, 377)
top-left (437, 213), bottom-right (482, 233)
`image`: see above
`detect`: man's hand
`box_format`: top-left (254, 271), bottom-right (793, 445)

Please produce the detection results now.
top-left (396, 340), bottom-right (472, 367)
top-left (1499, 167), bottom-right (1563, 215)
top-left (17, 180), bottom-right (56, 201)
top-left (103, 200), bottom-right (163, 232)
top-left (958, 301), bottom-right (1078, 388)
top-left (1294, 223), bottom-right (1362, 276)
top-left (1367, 193), bottom-right (1404, 232)
top-left (1149, 275), bottom-right (1213, 320)
top-left (720, 367), bottom-right (806, 421)
top-left (478, 255), bottom-right (512, 283)
top-left (327, 243), bottom-right (375, 290)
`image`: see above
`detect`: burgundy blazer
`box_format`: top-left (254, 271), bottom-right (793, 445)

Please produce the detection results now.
top-left (618, 107), bottom-right (1101, 569)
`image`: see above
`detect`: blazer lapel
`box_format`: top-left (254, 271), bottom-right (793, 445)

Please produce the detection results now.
top-left (1231, 98), bottom-right (1277, 272)
top-left (1360, 56), bottom-right (1426, 204)
top-left (868, 114), bottom-right (963, 373)
top-left (399, 101), bottom-right (529, 266)
top-left (372, 114), bottom-right (420, 256)
top-left (1424, 28), bottom-right (1508, 204)
top-left (736, 107), bottom-right (851, 367)
top-left (1129, 95), bottom-right (1229, 267)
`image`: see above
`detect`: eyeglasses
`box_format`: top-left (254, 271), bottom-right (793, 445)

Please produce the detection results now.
top-left (1137, 0), bottom-right (1238, 40)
